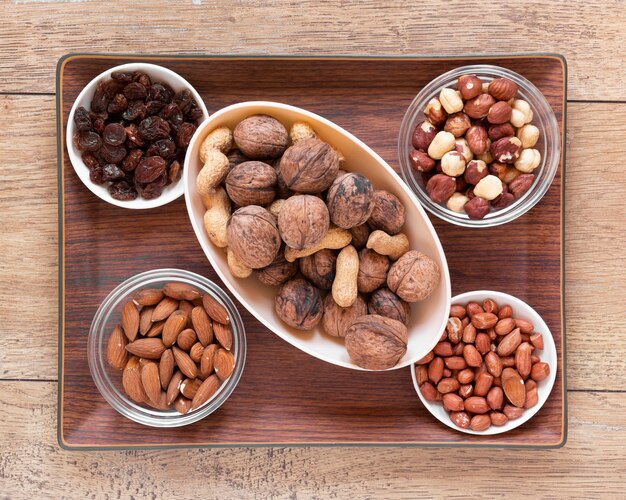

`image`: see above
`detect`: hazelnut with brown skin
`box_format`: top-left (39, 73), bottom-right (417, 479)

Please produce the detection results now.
top-left (321, 293), bottom-right (367, 338)
top-left (387, 250), bottom-right (440, 302)
top-left (226, 205), bottom-right (281, 269)
top-left (409, 149), bottom-right (436, 173)
top-left (279, 138), bottom-right (340, 193)
top-left (349, 224), bottom-right (371, 250)
top-left (368, 288), bottom-right (411, 326)
top-left (274, 278), bottom-right (323, 330)
top-left (357, 248), bottom-right (390, 293)
top-left (367, 190), bottom-right (406, 235)
top-left (255, 249), bottom-right (298, 286)
top-left (225, 161), bottom-right (277, 206)
top-left (233, 114), bottom-right (289, 159)
top-left (277, 195), bottom-right (330, 250)
top-left (345, 315), bottom-right (408, 370)
top-left (298, 248), bottom-right (337, 290)
top-left (326, 173), bottom-right (374, 229)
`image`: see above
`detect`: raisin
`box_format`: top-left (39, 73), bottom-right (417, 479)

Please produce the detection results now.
top-left (124, 124), bottom-right (145, 147)
top-left (109, 180), bottom-right (138, 201)
top-left (122, 100), bottom-right (146, 121)
top-left (102, 163), bottom-right (125, 181)
top-left (140, 172), bottom-right (168, 199)
top-left (138, 116), bottom-right (170, 141)
top-left (73, 106), bottom-right (92, 131)
top-left (135, 156), bottom-right (166, 183)
top-left (159, 103), bottom-right (183, 129)
top-left (92, 118), bottom-right (106, 134)
top-left (121, 148), bottom-right (143, 172)
top-left (148, 83), bottom-right (173, 103)
top-left (78, 131), bottom-right (102, 152)
top-left (107, 94), bottom-right (128, 115)
top-left (104, 79), bottom-right (125, 98)
top-left (111, 71), bottom-right (133, 83)
top-left (123, 82), bottom-right (148, 101)
top-left (90, 82), bottom-right (109, 113)
top-left (186, 103), bottom-right (204, 123)
top-left (82, 152), bottom-right (100, 170)
top-left (145, 100), bottom-right (165, 116)
top-left (176, 122), bottom-right (196, 149)
top-left (133, 71), bottom-right (151, 87)
top-left (168, 160), bottom-right (182, 184)
top-left (146, 139), bottom-right (176, 159)
top-left (73, 132), bottom-right (82, 151)
top-left (100, 143), bottom-right (127, 164)
top-left (103, 123), bottom-right (126, 147)
top-left (173, 89), bottom-right (193, 113)
top-left (89, 165), bottom-right (105, 185)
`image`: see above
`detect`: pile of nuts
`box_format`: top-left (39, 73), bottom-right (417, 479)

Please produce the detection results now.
top-left (409, 74), bottom-right (541, 219)
top-left (106, 282), bottom-right (235, 413)
top-left (73, 70), bottom-right (203, 201)
top-left (195, 114), bottom-right (442, 370)
top-left (415, 299), bottom-right (551, 431)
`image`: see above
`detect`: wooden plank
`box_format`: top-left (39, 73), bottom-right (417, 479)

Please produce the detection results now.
top-left (0, 1), bottom-right (625, 100)
top-left (1, 381), bottom-right (625, 498)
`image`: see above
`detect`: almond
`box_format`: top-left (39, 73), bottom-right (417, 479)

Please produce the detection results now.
top-left (159, 349), bottom-right (174, 390)
top-left (172, 346), bottom-right (198, 379)
top-left (496, 328), bottom-right (522, 356)
top-left (489, 411), bottom-right (508, 426)
top-left (139, 306), bottom-right (155, 335)
top-left (177, 328), bottom-right (197, 351)
top-left (470, 414), bottom-right (491, 431)
top-left (121, 301), bottom-right (140, 341)
top-left (486, 386), bottom-right (504, 410)
top-left (515, 342), bottom-right (533, 379)
top-left (122, 356), bottom-right (147, 404)
top-left (163, 282), bottom-right (202, 302)
top-left (134, 288), bottom-right (164, 306)
top-left (191, 374), bottom-right (221, 410)
top-left (442, 393), bottom-right (464, 412)
top-left (166, 370), bottom-right (184, 405)
top-left (214, 322), bottom-right (233, 350)
top-left (463, 396), bottom-right (490, 414)
top-left (162, 310), bottom-right (188, 347)
top-left (203, 294), bottom-right (230, 325)
top-left (200, 344), bottom-right (218, 378)
top-left (151, 297), bottom-right (179, 322)
top-left (145, 320), bottom-right (165, 338)
top-left (531, 362), bottom-right (550, 381)
top-left (180, 377), bottom-right (202, 399)
top-left (145, 390), bottom-right (169, 410)
top-left (530, 332), bottom-right (544, 350)
top-left (190, 342), bottom-right (205, 363)
top-left (191, 306), bottom-right (213, 346)
top-left (214, 348), bottom-right (235, 381)
top-left (107, 325), bottom-right (128, 370)
top-left (463, 344), bottom-right (482, 367)
top-left (125, 338), bottom-right (166, 359)
top-left (178, 300), bottom-right (194, 327)
top-left (141, 361), bottom-right (161, 403)
top-left (174, 395), bottom-right (192, 414)
top-left (502, 367), bottom-right (526, 407)
top-left (428, 357), bottom-right (444, 384)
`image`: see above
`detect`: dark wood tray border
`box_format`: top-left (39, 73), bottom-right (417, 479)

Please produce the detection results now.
top-left (56, 53), bottom-right (568, 450)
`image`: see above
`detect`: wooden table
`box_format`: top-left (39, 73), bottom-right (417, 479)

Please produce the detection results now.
top-left (1, 1), bottom-right (625, 497)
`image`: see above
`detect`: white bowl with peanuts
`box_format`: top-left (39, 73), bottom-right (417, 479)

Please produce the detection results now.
top-left (183, 101), bottom-right (451, 371)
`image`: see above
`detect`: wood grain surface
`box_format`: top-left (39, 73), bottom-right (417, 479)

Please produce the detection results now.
top-left (1, 1), bottom-right (625, 497)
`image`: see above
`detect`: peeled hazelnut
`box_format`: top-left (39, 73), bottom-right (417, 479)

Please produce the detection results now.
top-left (509, 173), bottom-right (535, 198)
top-left (490, 136), bottom-right (522, 164)
top-left (225, 161), bottom-right (277, 206)
top-left (514, 149), bottom-right (541, 173)
top-left (279, 138), bottom-right (340, 193)
top-left (491, 192), bottom-right (515, 209)
top-left (488, 122), bottom-right (515, 142)
top-left (368, 288), bottom-right (411, 325)
top-left (345, 315), bottom-right (408, 370)
top-left (357, 248), bottom-right (390, 293)
top-left (488, 78), bottom-right (519, 101)
top-left (464, 160), bottom-right (488, 185)
top-left (454, 138), bottom-right (474, 163)
top-left (464, 196), bottom-right (490, 220)
top-left (233, 115), bottom-right (288, 159)
top-left (367, 190), bottom-right (406, 235)
top-left (412, 121), bottom-right (437, 151)
top-left (517, 124), bottom-right (540, 148)
top-left (444, 113), bottom-right (471, 138)
top-left (487, 101), bottom-right (512, 124)
top-left (278, 195), bottom-right (330, 250)
top-left (424, 97), bottom-right (447, 126)
top-left (489, 162), bottom-right (508, 181)
top-left (476, 141), bottom-right (493, 164)
top-left (227, 205), bottom-right (281, 269)
top-left (409, 149), bottom-right (436, 172)
top-left (464, 93), bottom-right (496, 119)
top-left (299, 248), bottom-right (336, 290)
top-left (327, 173), bottom-right (374, 229)
top-left (446, 192), bottom-right (469, 213)
top-left (465, 125), bottom-right (489, 155)
top-left (512, 99), bottom-right (533, 125)
top-left (426, 174), bottom-right (456, 203)
top-left (387, 250), bottom-right (440, 302)
top-left (275, 278), bottom-right (323, 330)
top-left (255, 249), bottom-right (298, 286)
top-left (457, 74), bottom-right (483, 100)
top-left (322, 293), bottom-right (367, 338)
top-left (503, 165), bottom-right (522, 184)
top-left (440, 151), bottom-right (466, 177)
top-left (474, 175), bottom-right (504, 201)
top-left (439, 88), bottom-right (464, 114)
top-left (428, 131), bottom-right (456, 160)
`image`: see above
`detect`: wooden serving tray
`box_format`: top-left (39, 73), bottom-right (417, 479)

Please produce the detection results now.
top-left (57, 54), bottom-right (566, 449)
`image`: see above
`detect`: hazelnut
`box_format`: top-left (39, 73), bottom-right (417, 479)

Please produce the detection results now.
top-left (488, 78), bottom-right (519, 101)
top-left (439, 88), bottom-right (464, 114)
top-left (424, 97), bottom-right (447, 126)
top-left (503, 165), bottom-right (522, 184)
top-left (357, 248), bottom-right (390, 293)
top-left (349, 224), bottom-right (371, 250)
top-left (464, 160), bottom-right (488, 185)
top-left (367, 190), bottom-right (406, 235)
top-left (455, 176), bottom-right (467, 193)
top-left (255, 249), bottom-right (298, 286)
top-left (275, 279), bottom-right (323, 330)
top-left (454, 138), bottom-right (474, 163)
top-left (387, 250), bottom-right (440, 303)
top-left (440, 151), bottom-right (466, 177)
top-left (514, 149), bottom-right (541, 173)
top-left (474, 175), bottom-right (504, 201)
top-left (225, 161), bottom-right (277, 206)
top-left (326, 173), bottom-right (374, 229)
top-left (426, 174), bottom-right (456, 203)
top-left (487, 101), bottom-right (512, 124)
top-left (227, 205), bottom-right (281, 269)
top-left (444, 113), bottom-right (471, 138)
top-left (233, 115), bottom-right (288, 159)
top-left (464, 93), bottom-right (496, 119)
top-left (490, 136), bottom-right (522, 164)
top-left (517, 124), bottom-right (540, 148)
top-left (457, 74), bottom-right (483, 100)
top-left (491, 192), bottom-right (515, 209)
top-left (488, 122), bottom-right (515, 142)
top-left (476, 141), bottom-right (493, 164)
top-left (464, 196), bottom-right (490, 220)
top-left (277, 195), bottom-right (329, 250)
top-left (345, 315), bottom-right (408, 370)
top-left (368, 288), bottom-right (411, 326)
top-left (509, 174), bottom-right (535, 198)
top-left (322, 293), bottom-right (367, 338)
top-left (489, 162), bottom-right (508, 181)
top-left (511, 99), bottom-right (533, 126)
top-left (428, 131), bottom-right (456, 160)
top-left (465, 125), bottom-right (489, 155)
top-left (409, 149), bottom-right (436, 172)
top-left (279, 138), bottom-right (339, 193)
top-left (412, 121), bottom-right (437, 151)
top-left (299, 248), bottom-right (337, 290)
top-left (446, 192), bottom-right (469, 213)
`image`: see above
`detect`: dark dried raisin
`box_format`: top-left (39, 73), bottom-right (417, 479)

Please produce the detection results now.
top-left (91, 82), bottom-right (109, 113)
top-left (109, 180), bottom-right (138, 201)
top-left (173, 89), bottom-right (193, 114)
top-left (104, 79), bottom-right (125, 98)
top-left (78, 131), bottom-right (102, 152)
top-left (135, 156), bottom-right (166, 183)
top-left (147, 139), bottom-right (176, 159)
top-left (111, 71), bottom-right (133, 83)
top-left (100, 143), bottom-right (127, 164)
top-left (123, 82), bottom-right (148, 101)
top-left (89, 165), bottom-right (105, 185)
top-left (107, 94), bottom-right (128, 115)
top-left (185, 104), bottom-right (204, 123)
top-left (168, 160), bottom-right (182, 184)
top-left (145, 100), bottom-right (166, 116)
top-left (121, 148), bottom-right (143, 172)
top-left (103, 123), bottom-right (126, 146)
top-left (122, 100), bottom-right (146, 121)
top-left (159, 103), bottom-right (183, 129)
top-left (82, 152), bottom-right (100, 170)
top-left (132, 71), bottom-right (151, 87)
top-left (148, 83), bottom-right (173, 103)
top-left (102, 163), bottom-right (125, 181)
top-left (124, 123), bottom-right (145, 147)
top-left (92, 118), bottom-right (106, 134)
top-left (73, 106), bottom-right (92, 131)
top-left (176, 122), bottom-right (196, 149)
top-left (138, 116), bottom-right (170, 141)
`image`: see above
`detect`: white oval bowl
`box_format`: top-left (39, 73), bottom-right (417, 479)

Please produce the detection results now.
top-left (184, 101), bottom-right (451, 371)
top-left (411, 290), bottom-right (557, 434)
top-left (66, 63), bottom-right (209, 209)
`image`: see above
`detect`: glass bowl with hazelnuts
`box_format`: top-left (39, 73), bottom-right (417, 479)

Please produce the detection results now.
top-left (398, 65), bottom-right (560, 227)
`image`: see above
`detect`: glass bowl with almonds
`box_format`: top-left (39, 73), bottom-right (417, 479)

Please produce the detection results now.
top-left (88, 268), bottom-right (246, 427)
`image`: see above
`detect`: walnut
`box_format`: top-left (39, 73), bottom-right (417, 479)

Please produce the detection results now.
top-left (225, 161), bottom-right (277, 206)
top-left (226, 205), bottom-right (281, 269)
top-left (326, 173), bottom-right (374, 229)
top-left (321, 293), bottom-right (367, 338)
top-left (277, 195), bottom-right (329, 250)
top-left (344, 315), bottom-right (408, 370)
top-left (349, 224), bottom-right (371, 250)
top-left (233, 114), bottom-right (289, 160)
top-left (367, 190), bottom-right (406, 235)
top-left (357, 248), bottom-right (390, 293)
top-left (255, 248), bottom-right (298, 286)
top-left (227, 149), bottom-right (250, 170)
top-left (387, 250), bottom-right (440, 302)
top-left (368, 288), bottom-right (411, 326)
top-left (274, 163), bottom-right (293, 199)
top-left (274, 278), bottom-right (323, 330)
top-left (279, 138), bottom-right (340, 193)
top-left (298, 249), bottom-right (336, 290)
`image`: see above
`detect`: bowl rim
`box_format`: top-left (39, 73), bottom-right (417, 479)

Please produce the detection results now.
top-left (183, 100), bottom-right (452, 371)
top-left (411, 290), bottom-right (557, 435)
top-left (66, 62), bottom-right (209, 209)
top-left (398, 64), bottom-right (561, 228)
